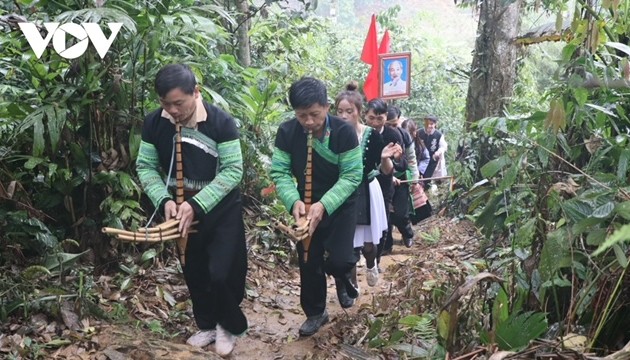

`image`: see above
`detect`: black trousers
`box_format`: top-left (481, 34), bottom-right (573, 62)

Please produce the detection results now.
top-left (182, 196), bottom-right (248, 335)
top-left (382, 183), bottom-right (413, 251)
top-left (423, 159), bottom-right (439, 188)
top-left (297, 205), bottom-right (358, 317)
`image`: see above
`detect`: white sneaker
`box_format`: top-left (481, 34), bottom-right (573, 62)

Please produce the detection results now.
top-left (186, 329), bottom-right (216, 347)
top-left (215, 325), bottom-right (236, 357)
top-left (366, 265), bottom-right (379, 287)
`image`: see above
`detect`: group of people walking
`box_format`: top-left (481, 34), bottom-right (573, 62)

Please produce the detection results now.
top-left (135, 64), bottom-right (447, 356)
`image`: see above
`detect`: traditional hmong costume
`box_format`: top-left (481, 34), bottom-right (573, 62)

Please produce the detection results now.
top-left (384, 127), bottom-right (419, 251)
top-left (270, 115), bottom-right (363, 317)
top-left (353, 127), bottom-right (388, 248)
top-left (136, 99), bottom-right (248, 336)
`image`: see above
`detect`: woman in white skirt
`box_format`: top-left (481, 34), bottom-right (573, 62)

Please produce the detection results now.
top-left (334, 82), bottom-right (402, 301)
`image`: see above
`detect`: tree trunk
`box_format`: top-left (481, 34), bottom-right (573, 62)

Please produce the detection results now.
top-left (235, 0), bottom-right (251, 67)
top-left (465, 0), bottom-right (522, 129)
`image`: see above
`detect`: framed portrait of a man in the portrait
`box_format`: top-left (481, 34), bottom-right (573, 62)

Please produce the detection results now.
top-left (379, 52), bottom-right (411, 100)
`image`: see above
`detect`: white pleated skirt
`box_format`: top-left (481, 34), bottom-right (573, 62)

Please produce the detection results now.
top-left (353, 178), bottom-right (388, 248)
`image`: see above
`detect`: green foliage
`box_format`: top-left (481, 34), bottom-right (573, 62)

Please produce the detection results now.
top-left (482, 311), bottom-right (548, 350)
top-left (464, 0), bottom-right (630, 350)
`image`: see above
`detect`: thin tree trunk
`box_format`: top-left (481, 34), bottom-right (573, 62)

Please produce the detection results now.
top-left (236, 0), bottom-right (251, 67)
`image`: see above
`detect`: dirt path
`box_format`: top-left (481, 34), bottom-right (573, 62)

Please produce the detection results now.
top-left (46, 215), bottom-right (478, 360)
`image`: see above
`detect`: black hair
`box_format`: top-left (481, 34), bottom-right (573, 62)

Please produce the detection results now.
top-left (365, 98), bottom-right (388, 115)
top-left (334, 81), bottom-right (363, 114)
top-left (387, 105), bottom-right (401, 121)
top-left (289, 77), bottom-right (328, 109)
top-left (402, 118), bottom-right (426, 151)
top-left (424, 115), bottom-right (439, 123)
top-left (154, 64), bottom-right (197, 98)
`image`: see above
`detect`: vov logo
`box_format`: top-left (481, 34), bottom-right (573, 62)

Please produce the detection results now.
top-left (18, 22), bottom-right (123, 60)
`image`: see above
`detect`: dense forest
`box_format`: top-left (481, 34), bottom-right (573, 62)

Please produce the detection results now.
top-left (1, 0), bottom-right (630, 358)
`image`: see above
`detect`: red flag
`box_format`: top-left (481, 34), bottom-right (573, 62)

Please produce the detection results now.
top-left (364, 66), bottom-right (379, 101)
top-left (379, 30), bottom-right (391, 54)
top-left (361, 14), bottom-right (378, 65)
top-left (362, 14), bottom-right (379, 100)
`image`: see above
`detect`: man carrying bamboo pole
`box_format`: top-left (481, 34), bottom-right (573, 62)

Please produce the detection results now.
top-left (136, 64), bottom-right (247, 357)
top-left (270, 77), bottom-right (363, 336)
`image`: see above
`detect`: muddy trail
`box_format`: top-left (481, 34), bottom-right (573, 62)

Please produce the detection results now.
top-left (5, 215), bottom-right (480, 360)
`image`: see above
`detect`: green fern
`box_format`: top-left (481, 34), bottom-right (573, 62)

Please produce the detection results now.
top-left (482, 311), bottom-right (548, 351)
top-left (399, 314), bottom-right (437, 340)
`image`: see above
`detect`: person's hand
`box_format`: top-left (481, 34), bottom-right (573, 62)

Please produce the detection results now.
top-left (292, 200), bottom-right (306, 222)
top-left (393, 177), bottom-right (401, 186)
top-left (393, 144), bottom-right (403, 160)
top-left (433, 152), bottom-right (441, 161)
top-left (176, 201), bottom-right (195, 238)
top-left (381, 142), bottom-right (402, 160)
top-left (164, 200), bottom-right (177, 221)
top-left (307, 202), bottom-right (325, 236)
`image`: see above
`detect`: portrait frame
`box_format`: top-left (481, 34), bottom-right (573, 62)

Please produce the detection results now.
top-left (379, 52), bottom-right (411, 100)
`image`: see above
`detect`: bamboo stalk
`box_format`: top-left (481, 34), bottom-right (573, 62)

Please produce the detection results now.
top-left (302, 130), bottom-right (313, 263)
top-left (398, 175), bottom-right (454, 183)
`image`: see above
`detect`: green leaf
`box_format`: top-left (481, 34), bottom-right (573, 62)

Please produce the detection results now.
top-left (389, 330), bottom-right (405, 343)
top-left (586, 103), bottom-right (617, 117)
top-left (493, 287), bottom-right (510, 325)
top-left (514, 218), bottom-right (536, 246)
top-left (592, 224), bottom-right (630, 256)
top-left (46, 105), bottom-right (66, 153)
top-left (592, 202), bottom-right (615, 218)
top-left (573, 88), bottom-right (588, 107)
top-left (141, 249), bottom-right (157, 263)
top-left (43, 251), bottom-right (89, 270)
top-left (366, 318), bottom-right (383, 340)
top-left (616, 201), bottom-right (630, 220)
top-left (121, 277), bottom-right (132, 292)
top-left (498, 154), bottom-right (523, 191)
top-left (586, 229), bottom-right (607, 246)
top-left (24, 156), bottom-right (45, 170)
top-left (618, 149), bottom-right (630, 181)
top-left (613, 244), bottom-right (628, 268)
top-left (605, 41), bottom-right (630, 56)
top-left (437, 310), bottom-right (450, 341)
top-left (44, 338), bottom-right (72, 348)
top-left (480, 155), bottom-right (510, 178)
top-left (475, 194), bottom-right (503, 239)
top-left (33, 111), bottom-right (45, 157)
top-left (539, 228), bottom-right (571, 281)
top-left (368, 337), bottom-right (386, 348)
top-left (561, 199), bottom-right (593, 222)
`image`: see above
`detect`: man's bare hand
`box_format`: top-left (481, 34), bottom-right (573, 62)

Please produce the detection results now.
top-left (164, 200), bottom-right (177, 221)
top-left (307, 202), bottom-right (325, 236)
top-left (292, 200), bottom-right (306, 222)
top-left (176, 201), bottom-right (195, 238)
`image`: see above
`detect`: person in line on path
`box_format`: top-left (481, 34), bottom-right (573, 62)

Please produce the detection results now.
top-left (402, 118), bottom-right (432, 225)
top-left (417, 115), bottom-right (448, 189)
top-left (363, 100), bottom-right (407, 271)
top-left (136, 64), bottom-right (248, 357)
top-left (334, 82), bottom-right (402, 295)
top-left (270, 77), bottom-right (363, 336)
top-left (381, 106), bottom-right (419, 253)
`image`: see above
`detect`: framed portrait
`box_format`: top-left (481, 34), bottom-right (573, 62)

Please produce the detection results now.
top-left (379, 52), bottom-right (411, 100)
